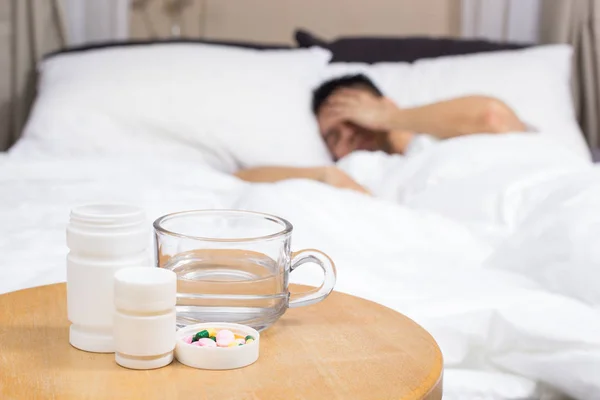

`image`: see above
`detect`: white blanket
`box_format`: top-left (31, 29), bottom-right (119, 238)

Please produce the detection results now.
top-left (2, 133), bottom-right (600, 399)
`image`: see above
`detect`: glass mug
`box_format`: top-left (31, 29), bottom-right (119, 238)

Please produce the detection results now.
top-left (154, 210), bottom-right (336, 331)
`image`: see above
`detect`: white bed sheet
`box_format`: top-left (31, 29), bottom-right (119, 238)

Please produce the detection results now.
top-left (2, 133), bottom-right (599, 399)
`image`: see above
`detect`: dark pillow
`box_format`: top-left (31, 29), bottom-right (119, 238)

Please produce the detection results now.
top-left (295, 29), bottom-right (528, 64)
top-left (45, 38), bottom-right (291, 60)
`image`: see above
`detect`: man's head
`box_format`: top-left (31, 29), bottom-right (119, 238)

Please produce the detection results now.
top-left (312, 74), bottom-right (390, 160)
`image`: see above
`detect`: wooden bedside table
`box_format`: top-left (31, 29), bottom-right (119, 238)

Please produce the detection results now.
top-left (0, 284), bottom-right (443, 399)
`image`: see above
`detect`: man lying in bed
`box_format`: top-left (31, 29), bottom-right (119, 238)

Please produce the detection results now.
top-left (236, 74), bottom-right (526, 193)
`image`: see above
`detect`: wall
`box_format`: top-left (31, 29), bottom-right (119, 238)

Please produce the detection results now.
top-left (130, 0), bottom-right (462, 43)
top-left (61, 0), bottom-right (543, 47)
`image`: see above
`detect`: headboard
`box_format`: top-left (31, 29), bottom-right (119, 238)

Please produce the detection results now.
top-left (130, 0), bottom-right (462, 43)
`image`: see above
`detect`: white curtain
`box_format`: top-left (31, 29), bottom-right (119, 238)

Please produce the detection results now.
top-left (539, 0), bottom-right (600, 148)
top-left (64, 0), bottom-right (130, 45)
top-left (461, 0), bottom-right (542, 43)
top-left (1, 0), bottom-right (66, 151)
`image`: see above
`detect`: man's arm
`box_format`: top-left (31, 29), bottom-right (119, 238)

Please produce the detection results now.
top-left (235, 166), bottom-right (369, 194)
top-left (391, 96), bottom-right (527, 139)
top-left (235, 166), bottom-right (323, 183)
top-left (323, 89), bottom-right (526, 140)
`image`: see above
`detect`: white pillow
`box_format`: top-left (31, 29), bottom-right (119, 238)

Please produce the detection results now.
top-left (320, 45), bottom-right (590, 160)
top-left (17, 44), bottom-right (333, 171)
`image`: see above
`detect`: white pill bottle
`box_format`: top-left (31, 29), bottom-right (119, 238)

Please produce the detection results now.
top-left (66, 204), bottom-right (150, 353)
top-left (113, 267), bottom-right (177, 369)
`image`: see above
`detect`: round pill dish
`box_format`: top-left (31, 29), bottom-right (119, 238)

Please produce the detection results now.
top-left (175, 323), bottom-right (260, 370)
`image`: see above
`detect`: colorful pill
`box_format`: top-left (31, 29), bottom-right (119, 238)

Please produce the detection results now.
top-left (207, 328), bottom-right (217, 337)
top-left (192, 330), bottom-right (210, 342)
top-left (245, 335), bottom-right (254, 341)
top-left (193, 338), bottom-right (217, 347)
top-left (246, 338), bottom-right (255, 345)
top-left (216, 329), bottom-right (235, 347)
top-left (184, 335), bottom-right (193, 344)
top-left (235, 338), bottom-right (246, 345)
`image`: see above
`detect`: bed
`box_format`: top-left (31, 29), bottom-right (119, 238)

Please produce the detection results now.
top-left (2, 4), bottom-right (600, 400)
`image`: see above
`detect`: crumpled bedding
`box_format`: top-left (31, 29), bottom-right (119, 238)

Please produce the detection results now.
top-left (2, 133), bottom-right (599, 399)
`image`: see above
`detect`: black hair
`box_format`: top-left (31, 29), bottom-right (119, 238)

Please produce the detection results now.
top-left (311, 74), bottom-right (384, 115)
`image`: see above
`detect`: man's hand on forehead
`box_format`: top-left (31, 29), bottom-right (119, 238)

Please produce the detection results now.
top-left (320, 88), bottom-right (400, 133)
top-left (318, 89), bottom-right (374, 135)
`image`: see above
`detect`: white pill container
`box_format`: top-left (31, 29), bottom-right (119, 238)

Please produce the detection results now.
top-left (113, 267), bottom-right (177, 370)
top-left (66, 204), bottom-right (150, 353)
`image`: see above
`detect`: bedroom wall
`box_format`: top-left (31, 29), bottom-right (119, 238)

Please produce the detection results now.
top-left (59, 1), bottom-right (543, 47)
top-left (130, 0), bottom-right (462, 43)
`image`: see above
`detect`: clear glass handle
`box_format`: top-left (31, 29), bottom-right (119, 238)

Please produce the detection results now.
top-left (288, 249), bottom-right (337, 308)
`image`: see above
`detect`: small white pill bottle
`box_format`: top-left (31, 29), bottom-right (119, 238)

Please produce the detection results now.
top-left (113, 267), bottom-right (177, 370)
top-left (67, 204), bottom-right (150, 353)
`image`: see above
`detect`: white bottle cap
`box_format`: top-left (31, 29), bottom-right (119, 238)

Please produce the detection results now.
top-left (114, 267), bottom-right (177, 313)
top-left (67, 204), bottom-right (148, 257)
top-left (113, 267), bottom-right (177, 370)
